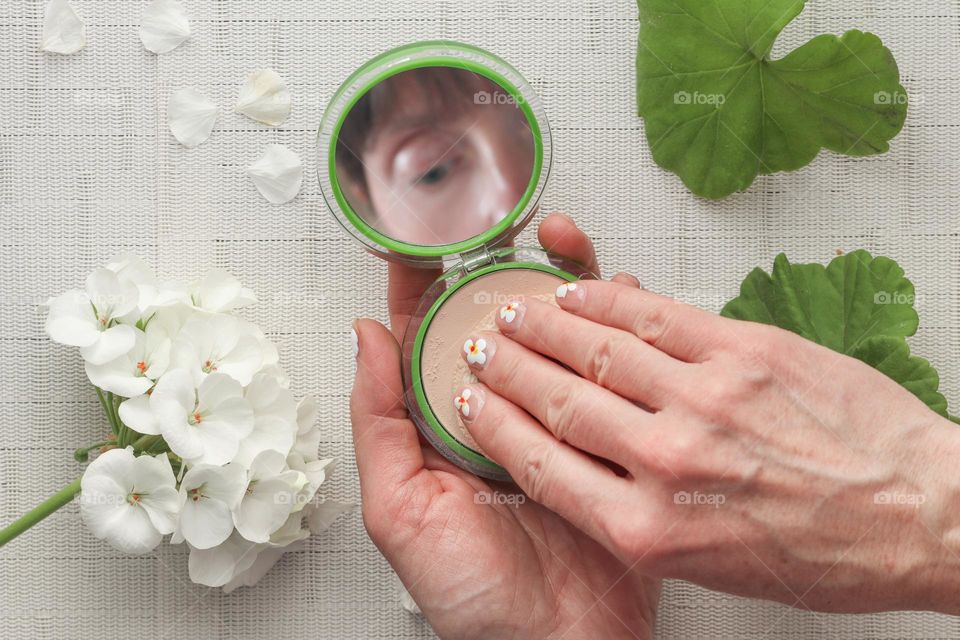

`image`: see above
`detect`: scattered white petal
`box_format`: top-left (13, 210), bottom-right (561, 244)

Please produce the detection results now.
top-left (139, 0), bottom-right (190, 54)
top-left (247, 144), bottom-right (302, 204)
top-left (235, 69), bottom-right (291, 126)
top-left (40, 0), bottom-right (85, 55)
top-left (168, 88), bottom-right (218, 148)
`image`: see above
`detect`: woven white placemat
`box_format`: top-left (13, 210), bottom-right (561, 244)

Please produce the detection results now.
top-left (1, 0), bottom-right (959, 638)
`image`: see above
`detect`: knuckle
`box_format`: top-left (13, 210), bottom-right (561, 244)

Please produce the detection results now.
top-left (542, 380), bottom-right (586, 443)
top-left (632, 300), bottom-right (674, 345)
top-left (583, 334), bottom-right (623, 387)
top-left (681, 361), bottom-right (773, 419)
top-left (516, 439), bottom-right (561, 505)
top-left (635, 424), bottom-right (708, 480)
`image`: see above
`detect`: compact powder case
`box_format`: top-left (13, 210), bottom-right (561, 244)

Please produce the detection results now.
top-left (318, 41), bottom-right (595, 480)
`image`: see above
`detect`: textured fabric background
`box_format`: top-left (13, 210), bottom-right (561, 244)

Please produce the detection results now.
top-left (1, 0), bottom-right (959, 638)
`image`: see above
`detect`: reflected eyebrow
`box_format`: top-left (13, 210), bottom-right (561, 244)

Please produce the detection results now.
top-left (367, 109), bottom-right (460, 150)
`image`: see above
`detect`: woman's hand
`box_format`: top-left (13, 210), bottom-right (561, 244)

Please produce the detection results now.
top-left (454, 277), bottom-right (960, 615)
top-left (351, 215), bottom-right (660, 640)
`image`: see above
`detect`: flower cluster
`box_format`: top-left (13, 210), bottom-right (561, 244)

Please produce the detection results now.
top-left (44, 255), bottom-right (348, 590)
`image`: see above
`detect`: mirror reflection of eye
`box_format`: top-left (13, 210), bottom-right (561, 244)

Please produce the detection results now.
top-left (392, 134), bottom-right (463, 188)
top-left (416, 157), bottom-right (458, 186)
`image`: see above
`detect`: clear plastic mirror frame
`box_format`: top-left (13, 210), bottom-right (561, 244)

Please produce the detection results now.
top-left (318, 41), bottom-right (553, 267)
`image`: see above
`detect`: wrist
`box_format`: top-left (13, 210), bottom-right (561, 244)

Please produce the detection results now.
top-left (898, 414), bottom-right (960, 613)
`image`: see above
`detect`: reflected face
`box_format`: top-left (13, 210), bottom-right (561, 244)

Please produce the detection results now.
top-left (335, 67), bottom-right (536, 246)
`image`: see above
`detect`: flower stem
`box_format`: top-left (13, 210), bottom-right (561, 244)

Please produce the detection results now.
top-left (95, 387), bottom-right (119, 436)
top-left (74, 441), bottom-right (111, 462)
top-left (0, 478), bottom-right (82, 548)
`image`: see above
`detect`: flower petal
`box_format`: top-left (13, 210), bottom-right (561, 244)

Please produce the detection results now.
top-left (235, 69), bottom-right (291, 126)
top-left (188, 532), bottom-right (261, 587)
top-left (247, 144), bottom-right (302, 204)
top-left (139, 0), bottom-right (190, 54)
top-left (168, 88), bottom-right (218, 148)
top-left (79, 324), bottom-right (137, 365)
top-left (118, 394), bottom-right (162, 436)
top-left (40, 0), bottom-right (85, 54)
top-left (179, 493), bottom-right (234, 549)
top-left (45, 290), bottom-right (98, 347)
top-left (305, 498), bottom-right (352, 534)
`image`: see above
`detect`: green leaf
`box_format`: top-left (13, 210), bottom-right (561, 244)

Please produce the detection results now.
top-left (849, 337), bottom-right (948, 418)
top-left (722, 250), bottom-right (917, 353)
top-left (636, 0), bottom-right (908, 199)
top-left (722, 251), bottom-right (948, 416)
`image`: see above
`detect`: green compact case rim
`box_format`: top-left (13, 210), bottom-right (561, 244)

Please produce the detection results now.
top-left (407, 260), bottom-right (578, 479)
top-left (317, 40), bottom-right (553, 262)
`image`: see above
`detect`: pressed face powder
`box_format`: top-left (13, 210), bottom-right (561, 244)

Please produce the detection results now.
top-left (419, 266), bottom-right (566, 454)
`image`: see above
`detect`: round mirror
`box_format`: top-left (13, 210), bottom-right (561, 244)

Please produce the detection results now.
top-left (333, 66), bottom-right (537, 247)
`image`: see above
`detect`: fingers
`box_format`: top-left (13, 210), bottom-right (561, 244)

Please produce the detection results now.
top-left (460, 331), bottom-right (650, 466)
top-left (387, 262), bottom-right (442, 342)
top-left (494, 298), bottom-right (689, 409)
top-left (538, 212), bottom-right (600, 276)
top-left (555, 279), bottom-right (732, 362)
top-left (350, 319), bottom-right (425, 504)
top-left (454, 381), bottom-right (628, 537)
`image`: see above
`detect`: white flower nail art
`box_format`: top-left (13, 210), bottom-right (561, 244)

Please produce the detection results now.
top-left (499, 303), bottom-right (518, 323)
top-left (454, 388), bottom-right (472, 418)
top-left (463, 338), bottom-right (487, 366)
top-left (556, 282), bottom-right (578, 299)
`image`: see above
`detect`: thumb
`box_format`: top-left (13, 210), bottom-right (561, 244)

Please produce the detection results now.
top-left (350, 319), bottom-right (425, 504)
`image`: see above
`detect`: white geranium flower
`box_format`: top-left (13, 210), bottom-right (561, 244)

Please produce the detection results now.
top-left (45, 268), bottom-right (139, 365)
top-left (171, 314), bottom-right (263, 386)
top-left (189, 269), bottom-right (256, 313)
top-left (79, 448), bottom-right (178, 554)
top-left (174, 462), bottom-right (246, 549)
top-left (235, 69), bottom-right (291, 126)
top-left (149, 369), bottom-right (254, 465)
top-left (139, 0), bottom-right (190, 54)
top-left (233, 450), bottom-right (306, 543)
top-left (85, 324), bottom-right (171, 397)
top-left (233, 373), bottom-right (297, 467)
top-left (40, 0), bottom-right (85, 54)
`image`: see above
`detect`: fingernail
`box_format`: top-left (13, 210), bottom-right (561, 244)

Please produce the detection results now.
top-left (453, 386), bottom-right (484, 423)
top-left (350, 322), bottom-right (359, 358)
top-left (495, 301), bottom-right (526, 333)
top-left (555, 281), bottom-right (584, 309)
top-left (461, 334), bottom-right (495, 370)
